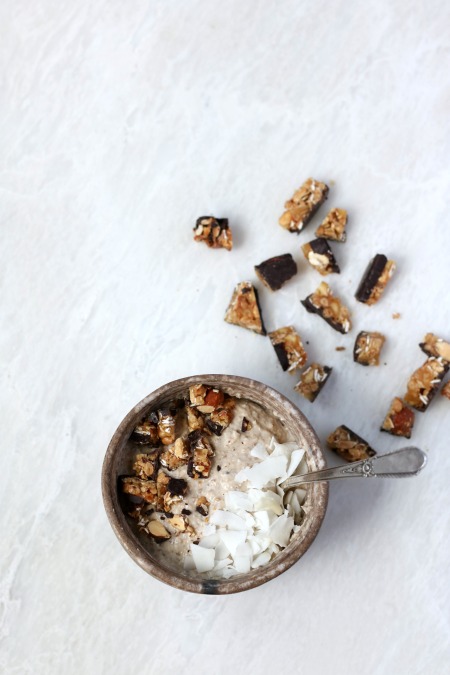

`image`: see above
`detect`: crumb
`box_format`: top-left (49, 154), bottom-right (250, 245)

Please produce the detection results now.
top-left (392, 312), bottom-right (401, 319)
top-left (217, 465), bottom-right (222, 471)
top-left (335, 346), bottom-right (346, 351)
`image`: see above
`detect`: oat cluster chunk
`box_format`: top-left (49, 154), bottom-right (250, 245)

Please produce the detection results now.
top-left (224, 281), bottom-right (266, 335)
top-left (381, 398), bottom-right (415, 438)
top-left (193, 216), bottom-right (233, 251)
top-left (294, 363), bottom-right (332, 402)
top-left (301, 238), bottom-right (340, 276)
top-left (355, 254), bottom-right (396, 305)
top-left (268, 326), bottom-right (307, 373)
top-left (302, 281), bottom-right (352, 334)
top-left (315, 208), bottom-right (347, 242)
top-left (403, 357), bottom-right (449, 412)
top-left (279, 178), bottom-right (329, 233)
top-left (327, 425), bottom-right (376, 462)
top-left (419, 333), bottom-right (450, 363)
top-left (353, 331), bottom-right (386, 366)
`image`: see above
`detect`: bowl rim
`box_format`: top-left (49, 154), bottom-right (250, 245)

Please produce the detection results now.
top-left (102, 374), bottom-right (329, 594)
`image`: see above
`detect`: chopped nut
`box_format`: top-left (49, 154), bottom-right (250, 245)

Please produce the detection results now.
top-left (279, 178), bottom-right (329, 233)
top-left (315, 208), bottom-right (347, 242)
top-left (355, 254), bottom-right (396, 305)
top-left (381, 398), bottom-right (415, 438)
top-left (301, 238), bottom-right (340, 276)
top-left (187, 431), bottom-right (214, 478)
top-left (294, 363), bottom-right (332, 402)
top-left (268, 326), bottom-right (307, 373)
top-left (241, 417), bottom-right (252, 432)
top-left (193, 216), bottom-right (233, 250)
top-left (302, 281), bottom-right (352, 334)
top-left (419, 333), bottom-right (450, 363)
top-left (353, 331), bottom-right (386, 366)
top-left (327, 425), bottom-right (376, 462)
top-left (196, 496), bottom-right (210, 516)
top-left (131, 413), bottom-right (159, 445)
top-left (404, 357), bottom-right (449, 411)
top-left (133, 451), bottom-right (160, 479)
top-left (147, 520), bottom-right (171, 543)
top-left (254, 254), bottom-right (298, 291)
top-left (168, 514), bottom-right (195, 534)
top-left (441, 382), bottom-right (450, 400)
top-left (157, 409), bottom-right (176, 445)
top-left (121, 476), bottom-right (158, 505)
top-left (189, 384), bottom-right (207, 406)
top-left (159, 437), bottom-right (190, 471)
top-left (224, 281), bottom-right (266, 335)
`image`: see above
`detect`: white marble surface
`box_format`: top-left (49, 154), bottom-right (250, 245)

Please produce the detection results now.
top-left (2, 0), bottom-right (450, 672)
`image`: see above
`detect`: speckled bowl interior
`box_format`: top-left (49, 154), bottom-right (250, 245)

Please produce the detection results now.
top-left (102, 374), bottom-right (329, 594)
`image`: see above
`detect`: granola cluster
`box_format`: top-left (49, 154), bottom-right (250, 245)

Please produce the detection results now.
top-left (381, 398), bottom-right (415, 438)
top-left (315, 208), bottom-right (347, 242)
top-left (403, 357), bottom-right (449, 412)
top-left (193, 216), bottom-right (233, 251)
top-left (268, 326), bottom-right (307, 373)
top-left (327, 425), bottom-right (376, 462)
top-left (353, 331), bottom-right (386, 366)
top-left (294, 363), bottom-right (332, 402)
top-left (224, 281), bottom-right (266, 335)
top-left (278, 178), bottom-right (329, 233)
top-left (302, 281), bottom-right (351, 334)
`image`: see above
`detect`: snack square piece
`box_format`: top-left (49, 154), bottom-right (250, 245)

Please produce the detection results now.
top-left (131, 413), bottom-right (159, 445)
top-left (160, 437), bottom-right (190, 471)
top-left (193, 216), bottom-right (233, 251)
top-left (380, 398), bottom-right (415, 438)
top-left (404, 357), bottom-right (449, 411)
top-left (441, 382), bottom-right (450, 400)
top-left (254, 253), bottom-right (297, 291)
top-left (156, 470), bottom-right (188, 512)
top-left (268, 326), bottom-right (307, 373)
top-left (353, 331), bottom-right (386, 366)
top-left (355, 254), bottom-right (396, 305)
top-left (279, 178), bottom-right (329, 233)
top-left (120, 476), bottom-right (158, 506)
top-left (294, 363), bottom-right (332, 402)
top-left (157, 408), bottom-right (176, 445)
top-left (301, 281), bottom-right (351, 334)
top-left (133, 451), bottom-right (160, 480)
top-left (327, 425), bottom-right (376, 462)
top-left (187, 430), bottom-right (215, 478)
top-left (315, 208), bottom-right (347, 242)
top-left (419, 333), bottom-right (450, 363)
top-left (301, 238), bottom-right (340, 276)
top-left (224, 281), bottom-right (266, 335)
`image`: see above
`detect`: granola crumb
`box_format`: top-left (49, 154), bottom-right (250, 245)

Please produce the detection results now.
top-left (392, 312), bottom-right (401, 319)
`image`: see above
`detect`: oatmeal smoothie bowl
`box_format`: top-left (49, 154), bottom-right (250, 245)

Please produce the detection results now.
top-left (102, 375), bottom-right (328, 594)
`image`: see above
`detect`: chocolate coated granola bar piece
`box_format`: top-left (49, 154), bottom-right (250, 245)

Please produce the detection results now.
top-left (206, 404), bottom-right (234, 436)
top-left (133, 451), bottom-right (160, 480)
top-left (131, 413), bottom-right (159, 445)
top-left (159, 437), bottom-right (190, 471)
top-left (120, 476), bottom-right (158, 505)
top-left (156, 470), bottom-right (188, 512)
top-left (268, 326), bottom-right (307, 373)
top-left (196, 496), bottom-right (210, 516)
top-left (224, 281), bottom-right (266, 335)
top-left (279, 178), bottom-right (329, 233)
top-left (315, 208), bottom-right (347, 242)
top-left (186, 405), bottom-right (205, 432)
top-left (327, 425), bottom-right (376, 462)
top-left (187, 430), bottom-right (214, 478)
top-left (157, 408), bottom-right (176, 445)
top-left (353, 331), bottom-right (386, 366)
top-left (403, 357), bottom-right (449, 411)
top-left (301, 238), bottom-right (340, 276)
top-left (355, 254), bottom-right (396, 305)
top-left (381, 398), bottom-right (415, 438)
top-left (254, 253), bottom-right (298, 291)
top-left (193, 216), bottom-right (233, 251)
top-left (301, 281), bottom-right (351, 334)
top-left (419, 333), bottom-right (450, 363)
top-left (294, 363), bottom-right (332, 402)
top-left (441, 382), bottom-right (450, 400)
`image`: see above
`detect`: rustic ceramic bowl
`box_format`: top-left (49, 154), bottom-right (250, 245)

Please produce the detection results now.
top-left (102, 374), bottom-right (328, 594)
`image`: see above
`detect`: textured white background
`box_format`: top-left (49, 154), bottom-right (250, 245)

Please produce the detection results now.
top-left (1, 0), bottom-right (450, 673)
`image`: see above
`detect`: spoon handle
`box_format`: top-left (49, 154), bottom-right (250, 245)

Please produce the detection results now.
top-left (282, 446), bottom-right (427, 490)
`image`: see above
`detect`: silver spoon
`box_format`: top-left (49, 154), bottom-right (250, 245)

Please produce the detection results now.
top-left (281, 446), bottom-right (427, 491)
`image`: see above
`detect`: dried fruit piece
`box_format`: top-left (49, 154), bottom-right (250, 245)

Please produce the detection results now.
top-left (224, 281), bottom-right (266, 335)
top-left (279, 178), bottom-right (329, 233)
top-left (241, 417), bottom-right (252, 432)
top-left (131, 413), bottom-right (159, 445)
top-left (147, 520), bottom-right (171, 543)
top-left (355, 254), bottom-right (396, 305)
top-left (441, 382), bottom-right (450, 400)
top-left (193, 216), bottom-right (233, 251)
top-left (187, 430), bottom-right (214, 478)
top-left (268, 326), bottom-right (307, 373)
top-left (315, 208), bottom-right (347, 242)
top-left (302, 281), bottom-right (351, 334)
top-left (160, 437), bottom-right (190, 471)
top-left (196, 496), bottom-right (210, 516)
top-left (327, 426), bottom-right (376, 462)
top-left (254, 254), bottom-right (298, 291)
top-left (294, 363), bottom-right (332, 402)
top-left (381, 398), bottom-right (415, 438)
top-left (404, 357), bottom-right (449, 412)
top-left (133, 451), bottom-right (160, 480)
top-left (301, 238), bottom-right (340, 276)
top-left (157, 409), bottom-right (176, 445)
top-left (419, 333), bottom-right (450, 363)
top-left (156, 470), bottom-right (188, 512)
top-left (353, 331), bottom-right (386, 366)
top-left (120, 476), bottom-right (158, 505)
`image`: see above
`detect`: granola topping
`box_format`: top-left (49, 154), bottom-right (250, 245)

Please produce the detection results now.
top-left (294, 363), bottom-right (332, 402)
top-left (193, 216), bottom-right (233, 251)
top-left (404, 357), bottom-right (449, 411)
top-left (327, 425), bottom-right (376, 462)
top-left (224, 281), bottom-right (266, 335)
top-left (419, 333), bottom-right (450, 363)
top-left (268, 325), bottom-right (307, 373)
top-left (354, 331), bottom-right (386, 366)
top-left (315, 208), bottom-right (347, 242)
top-left (279, 178), bottom-right (329, 233)
top-left (381, 398), bottom-right (415, 438)
top-left (302, 281), bottom-right (352, 334)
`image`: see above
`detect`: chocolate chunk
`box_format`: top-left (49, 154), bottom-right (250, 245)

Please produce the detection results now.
top-left (294, 363), bottom-right (332, 402)
top-left (355, 254), bottom-right (396, 305)
top-left (327, 425), bottom-right (376, 462)
top-left (241, 417), bottom-right (252, 432)
top-left (279, 178), bottom-right (329, 233)
top-left (353, 331), bottom-right (386, 366)
top-left (315, 208), bottom-right (347, 242)
top-left (254, 253), bottom-right (297, 291)
top-left (403, 357), bottom-right (449, 412)
top-left (268, 326), bottom-right (307, 373)
top-left (419, 333), bottom-right (450, 363)
top-left (301, 281), bottom-right (351, 334)
top-left (301, 238), bottom-right (340, 276)
top-left (181, 508), bottom-right (192, 516)
top-left (193, 216), bottom-right (233, 250)
top-left (224, 281), bottom-right (266, 335)
top-left (381, 398), bottom-right (415, 438)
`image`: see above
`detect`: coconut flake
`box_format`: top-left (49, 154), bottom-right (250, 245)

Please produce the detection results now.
top-left (251, 551), bottom-right (272, 568)
top-left (249, 488), bottom-right (284, 515)
top-left (198, 533), bottom-right (220, 549)
top-left (219, 530), bottom-right (247, 557)
top-left (269, 513), bottom-right (294, 548)
top-left (224, 491), bottom-right (253, 512)
top-left (250, 442), bottom-right (269, 460)
top-left (191, 544), bottom-right (215, 572)
top-left (235, 455), bottom-right (287, 489)
top-left (210, 510), bottom-right (248, 530)
top-left (233, 543), bottom-right (252, 574)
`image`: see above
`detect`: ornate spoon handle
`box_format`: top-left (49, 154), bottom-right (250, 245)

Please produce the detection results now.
top-left (282, 447), bottom-right (427, 491)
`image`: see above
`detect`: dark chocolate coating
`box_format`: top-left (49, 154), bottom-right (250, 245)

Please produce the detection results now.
top-left (308, 238), bottom-right (340, 274)
top-left (355, 254), bottom-right (387, 303)
top-left (301, 296), bottom-right (348, 334)
top-left (309, 366), bottom-right (332, 402)
top-left (353, 331), bottom-right (368, 365)
top-left (205, 418), bottom-right (224, 436)
top-left (255, 253), bottom-right (297, 291)
top-left (273, 343), bottom-right (290, 371)
top-left (167, 477), bottom-right (187, 496)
